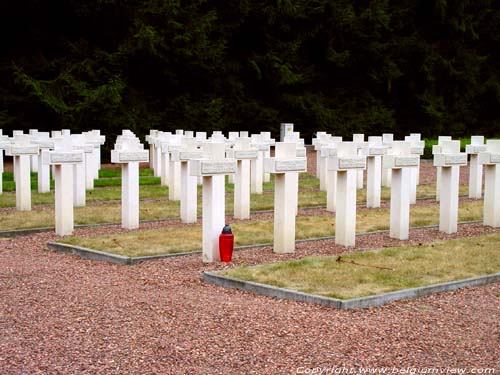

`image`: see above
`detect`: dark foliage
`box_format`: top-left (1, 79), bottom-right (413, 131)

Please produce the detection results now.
top-left (1, 0), bottom-right (499, 144)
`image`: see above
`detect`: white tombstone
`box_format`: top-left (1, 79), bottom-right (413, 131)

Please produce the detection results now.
top-left (232, 138), bottom-right (258, 220)
top-left (280, 123), bottom-right (294, 142)
top-left (323, 137), bottom-right (343, 212)
top-left (366, 137), bottom-right (386, 208)
top-left (404, 134), bottom-right (425, 204)
top-left (71, 135), bottom-right (93, 207)
top-left (190, 143), bottom-right (236, 262)
top-left (29, 129), bottom-right (39, 173)
top-left (0, 130), bottom-right (11, 195)
top-left (466, 136), bottom-right (486, 199)
top-left (383, 141), bottom-right (420, 240)
top-left (329, 142), bottom-right (367, 247)
top-left (264, 142), bottom-right (307, 253)
top-left (381, 133), bottom-right (394, 187)
top-left (11, 130), bottom-right (25, 184)
top-left (83, 130), bottom-right (106, 188)
top-left (250, 134), bottom-right (269, 194)
top-left (312, 132), bottom-right (328, 177)
top-left (145, 129), bottom-right (158, 170)
top-left (5, 134), bottom-right (39, 211)
top-left (315, 135), bottom-right (333, 192)
top-left (33, 132), bottom-right (53, 193)
top-left (157, 132), bottom-right (173, 186)
top-left (42, 133), bottom-right (84, 235)
top-left (210, 131), bottom-right (226, 143)
top-left (433, 136), bottom-right (452, 201)
top-left (478, 140), bottom-right (500, 227)
top-left (260, 132), bottom-right (275, 183)
top-left (171, 138), bottom-right (204, 224)
top-left (352, 134), bottom-right (366, 189)
top-left (111, 131), bottom-right (149, 230)
top-left (164, 135), bottom-right (183, 201)
top-left (433, 140), bottom-right (467, 234)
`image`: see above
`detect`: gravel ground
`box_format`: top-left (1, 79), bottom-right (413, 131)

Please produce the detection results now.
top-left (1, 148), bottom-right (497, 374)
top-left (1, 222), bottom-right (499, 374)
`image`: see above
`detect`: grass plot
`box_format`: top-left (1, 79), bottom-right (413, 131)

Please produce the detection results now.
top-left (59, 200), bottom-right (483, 257)
top-left (221, 233), bottom-right (500, 299)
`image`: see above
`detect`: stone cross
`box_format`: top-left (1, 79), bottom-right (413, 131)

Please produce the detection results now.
top-left (171, 138), bottom-right (205, 223)
top-left (366, 136), bottom-right (387, 208)
top-left (231, 138), bottom-right (258, 220)
top-left (383, 141), bottom-right (420, 240)
top-left (111, 131), bottom-right (149, 230)
top-left (264, 142), bottom-right (307, 253)
top-left (259, 132), bottom-right (275, 183)
top-left (381, 133), bottom-right (394, 187)
top-left (190, 142), bottom-right (236, 262)
top-left (329, 142), bottom-right (367, 247)
top-left (313, 132), bottom-right (329, 178)
top-left (250, 134), bottom-right (270, 194)
top-left (42, 132), bottom-right (84, 235)
top-left (145, 129), bottom-right (158, 170)
top-left (352, 134), bottom-right (365, 189)
top-left (33, 132), bottom-right (53, 193)
top-left (280, 123), bottom-right (294, 142)
top-left (466, 136), bottom-right (486, 199)
top-left (11, 130), bottom-right (25, 184)
top-left (315, 135), bottom-right (333, 192)
top-left (433, 140), bottom-right (468, 234)
top-left (404, 134), bottom-right (425, 204)
top-left (29, 129), bottom-right (39, 173)
top-left (156, 132), bottom-right (172, 187)
top-left (210, 131), bottom-right (225, 143)
top-left (71, 134), bottom-right (93, 207)
top-left (0, 130), bottom-right (11, 195)
top-left (478, 140), bottom-right (500, 227)
top-left (323, 137), bottom-right (343, 212)
top-left (83, 130), bottom-right (106, 188)
top-left (432, 136), bottom-right (452, 201)
top-left (6, 134), bottom-right (39, 211)
top-left (164, 134), bottom-right (183, 201)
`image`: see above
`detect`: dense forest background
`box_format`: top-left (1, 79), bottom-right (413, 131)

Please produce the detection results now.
top-left (1, 0), bottom-right (499, 143)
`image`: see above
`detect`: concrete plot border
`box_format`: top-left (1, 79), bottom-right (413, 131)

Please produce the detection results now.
top-left (202, 271), bottom-right (500, 310)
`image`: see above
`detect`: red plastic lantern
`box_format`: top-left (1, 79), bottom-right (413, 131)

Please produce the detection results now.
top-left (219, 224), bottom-right (234, 262)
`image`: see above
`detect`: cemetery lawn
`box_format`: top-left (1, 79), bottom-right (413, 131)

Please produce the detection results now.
top-left (0, 183), bottom-right (468, 229)
top-left (220, 233), bottom-right (500, 300)
top-left (0, 169), bottom-right (467, 209)
top-left (58, 200), bottom-right (483, 257)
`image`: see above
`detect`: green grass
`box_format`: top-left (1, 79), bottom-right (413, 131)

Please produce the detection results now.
top-left (58, 200), bottom-right (484, 257)
top-left (221, 233), bottom-right (500, 299)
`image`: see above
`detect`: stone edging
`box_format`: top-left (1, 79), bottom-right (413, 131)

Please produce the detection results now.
top-left (202, 271), bottom-right (500, 309)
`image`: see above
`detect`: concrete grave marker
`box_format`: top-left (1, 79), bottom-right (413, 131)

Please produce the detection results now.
top-left (5, 134), bottom-right (39, 211)
top-left (381, 133), bottom-right (394, 187)
top-left (433, 140), bottom-right (467, 234)
top-left (72, 134), bottom-right (93, 207)
top-left (0, 130), bottom-right (11, 195)
top-left (260, 132), bottom-right (275, 183)
top-left (466, 136), bottom-right (486, 199)
top-left (111, 130), bottom-right (149, 230)
top-left (250, 134), bottom-right (270, 194)
top-left (264, 142), bottom-right (307, 253)
top-left (329, 142), bottom-right (367, 247)
top-left (231, 138), bottom-right (258, 220)
top-left (383, 141), bottom-right (420, 240)
top-left (353, 134), bottom-right (366, 189)
top-left (322, 137), bottom-right (342, 212)
top-left (404, 134), bottom-right (425, 204)
top-left (366, 136), bottom-right (387, 208)
top-left (433, 136), bottom-right (452, 201)
top-left (171, 138), bottom-right (205, 223)
top-left (33, 132), bottom-right (53, 193)
top-left (478, 140), bottom-right (500, 227)
top-left (190, 143), bottom-right (236, 262)
top-left (29, 129), bottom-right (39, 173)
top-left (42, 133), bottom-right (84, 235)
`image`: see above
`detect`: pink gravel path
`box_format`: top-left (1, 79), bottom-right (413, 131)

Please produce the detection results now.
top-left (1, 222), bottom-right (499, 374)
